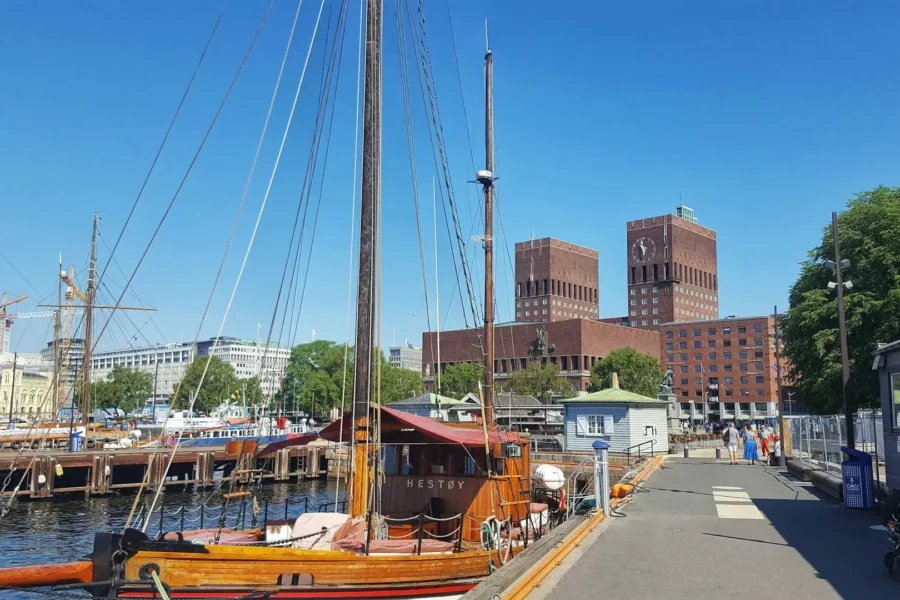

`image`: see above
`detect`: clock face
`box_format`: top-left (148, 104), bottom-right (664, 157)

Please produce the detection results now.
top-left (631, 237), bottom-right (656, 263)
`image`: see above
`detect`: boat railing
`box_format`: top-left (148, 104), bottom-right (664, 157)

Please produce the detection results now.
top-left (566, 455), bottom-right (597, 519)
top-left (139, 496), bottom-right (349, 537)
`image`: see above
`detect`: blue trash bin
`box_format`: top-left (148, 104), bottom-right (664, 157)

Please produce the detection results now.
top-left (841, 446), bottom-right (874, 509)
top-left (69, 434), bottom-right (84, 453)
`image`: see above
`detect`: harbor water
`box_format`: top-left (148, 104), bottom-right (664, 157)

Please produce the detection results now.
top-left (0, 479), bottom-right (344, 599)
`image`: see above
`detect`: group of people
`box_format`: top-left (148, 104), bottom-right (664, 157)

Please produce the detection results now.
top-left (722, 422), bottom-right (781, 466)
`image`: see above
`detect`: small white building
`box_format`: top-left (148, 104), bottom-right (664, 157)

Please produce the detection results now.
top-left (560, 377), bottom-right (668, 455)
top-left (389, 342), bottom-right (422, 372)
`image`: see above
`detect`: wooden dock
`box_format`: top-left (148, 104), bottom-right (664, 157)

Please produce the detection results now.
top-left (0, 444), bottom-right (331, 499)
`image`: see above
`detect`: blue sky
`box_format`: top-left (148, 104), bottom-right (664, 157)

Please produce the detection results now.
top-left (1, 1), bottom-right (898, 355)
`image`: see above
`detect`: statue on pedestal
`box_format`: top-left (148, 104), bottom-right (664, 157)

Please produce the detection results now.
top-left (659, 367), bottom-right (674, 395)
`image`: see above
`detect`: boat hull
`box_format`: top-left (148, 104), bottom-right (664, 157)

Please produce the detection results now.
top-left (115, 580), bottom-right (477, 599)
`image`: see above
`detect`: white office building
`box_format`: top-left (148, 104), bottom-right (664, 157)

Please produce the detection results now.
top-left (90, 337), bottom-right (292, 402)
top-left (389, 342), bottom-right (422, 372)
top-left (198, 337), bottom-right (291, 397)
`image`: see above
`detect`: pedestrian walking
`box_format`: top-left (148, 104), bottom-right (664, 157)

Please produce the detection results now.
top-left (759, 426), bottom-right (770, 457)
top-left (743, 425), bottom-right (760, 465)
top-left (704, 422), bottom-right (712, 435)
top-left (723, 422), bottom-right (740, 465)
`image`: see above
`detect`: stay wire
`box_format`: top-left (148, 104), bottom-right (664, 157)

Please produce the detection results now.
top-left (394, 0), bottom-right (433, 340)
top-left (142, 0), bottom-right (325, 531)
top-left (123, 0), bottom-right (301, 531)
top-left (95, 1), bottom-right (229, 293)
top-left (93, 1), bottom-right (274, 355)
top-left (335, 0), bottom-right (365, 511)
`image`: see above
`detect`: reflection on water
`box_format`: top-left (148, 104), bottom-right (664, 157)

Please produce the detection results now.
top-left (0, 480), bottom-right (344, 599)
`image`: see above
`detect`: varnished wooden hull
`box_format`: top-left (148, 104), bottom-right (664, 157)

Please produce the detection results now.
top-left (116, 580), bottom-right (477, 599)
top-left (122, 544), bottom-right (494, 588)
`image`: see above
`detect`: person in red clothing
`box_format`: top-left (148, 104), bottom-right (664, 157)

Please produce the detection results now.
top-left (759, 426), bottom-right (771, 457)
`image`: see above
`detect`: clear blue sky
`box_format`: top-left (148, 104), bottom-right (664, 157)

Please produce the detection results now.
top-left (1, 1), bottom-right (898, 354)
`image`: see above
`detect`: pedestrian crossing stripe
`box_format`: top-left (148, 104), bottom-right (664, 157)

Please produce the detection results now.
top-left (712, 486), bottom-right (765, 519)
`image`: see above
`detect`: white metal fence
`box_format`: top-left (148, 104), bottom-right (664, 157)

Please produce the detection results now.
top-left (789, 411), bottom-right (884, 482)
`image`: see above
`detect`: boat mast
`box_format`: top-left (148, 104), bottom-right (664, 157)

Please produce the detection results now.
top-left (477, 47), bottom-right (495, 427)
top-left (52, 254), bottom-right (62, 426)
top-left (350, 0), bottom-right (382, 520)
top-left (81, 213), bottom-right (98, 426)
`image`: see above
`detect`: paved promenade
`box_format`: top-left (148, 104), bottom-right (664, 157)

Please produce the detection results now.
top-left (537, 457), bottom-right (897, 599)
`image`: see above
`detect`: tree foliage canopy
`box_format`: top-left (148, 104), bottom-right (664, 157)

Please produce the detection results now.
top-left (589, 348), bottom-right (662, 397)
top-left (172, 356), bottom-right (239, 413)
top-left (280, 341), bottom-right (424, 416)
top-left (438, 362), bottom-right (483, 399)
top-left (91, 366), bottom-right (153, 415)
top-left (782, 186), bottom-right (900, 414)
top-left (503, 361), bottom-right (572, 400)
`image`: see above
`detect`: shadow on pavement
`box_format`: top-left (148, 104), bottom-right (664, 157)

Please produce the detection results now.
top-left (753, 495), bottom-right (899, 596)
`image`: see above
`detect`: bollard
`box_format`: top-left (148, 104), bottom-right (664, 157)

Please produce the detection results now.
top-left (683, 446), bottom-right (690, 458)
top-left (716, 448), bottom-right (722, 459)
top-left (592, 440), bottom-right (611, 517)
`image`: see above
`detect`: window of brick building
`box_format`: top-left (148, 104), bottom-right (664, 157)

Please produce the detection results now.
top-left (741, 390), bottom-right (749, 397)
top-left (740, 376), bottom-right (749, 384)
top-left (666, 331), bottom-right (673, 338)
top-left (723, 339), bottom-right (732, 347)
top-left (754, 325), bottom-right (763, 333)
top-left (679, 342), bottom-right (687, 349)
top-left (682, 390), bottom-right (689, 397)
top-left (738, 326), bottom-right (747, 334)
top-left (709, 352), bottom-right (717, 360)
top-left (724, 364), bottom-right (733, 372)
top-left (725, 389), bottom-right (734, 397)
top-left (709, 340), bottom-right (717, 348)
top-left (708, 328), bottom-right (716, 335)
top-left (709, 364), bottom-right (718, 372)
top-left (738, 338), bottom-right (747, 346)
top-left (680, 366), bottom-right (688, 373)
top-left (694, 341), bottom-right (702, 348)
top-left (679, 330), bottom-right (687, 337)
top-left (681, 354), bottom-right (688, 361)
top-left (754, 337), bottom-right (763, 346)
top-left (724, 377), bottom-right (733, 384)
top-left (754, 350), bottom-right (763, 358)
top-left (739, 351), bottom-right (747, 359)
top-left (694, 353), bottom-right (702, 360)
top-left (740, 363), bottom-right (748, 371)
top-left (681, 377), bottom-right (688, 385)
top-left (756, 390), bottom-right (765, 397)
top-left (723, 327), bottom-right (731, 335)
top-left (755, 376), bottom-right (764, 384)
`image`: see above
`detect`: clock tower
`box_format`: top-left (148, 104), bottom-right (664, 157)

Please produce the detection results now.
top-left (625, 206), bottom-right (718, 331)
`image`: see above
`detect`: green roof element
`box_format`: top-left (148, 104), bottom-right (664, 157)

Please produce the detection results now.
top-left (558, 387), bottom-right (665, 405)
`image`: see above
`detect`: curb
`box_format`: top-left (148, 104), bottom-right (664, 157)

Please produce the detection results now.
top-left (501, 454), bottom-right (665, 600)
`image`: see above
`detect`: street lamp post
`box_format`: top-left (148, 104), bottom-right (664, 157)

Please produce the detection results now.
top-left (826, 211), bottom-right (854, 449)
top-left (773, 306), bottom-right (787, 467)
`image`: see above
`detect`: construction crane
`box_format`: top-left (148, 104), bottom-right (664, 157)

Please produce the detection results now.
top-left (1, 311), bottom-right (54, 353)
top-left (0, 292), bottom-right (29, 353)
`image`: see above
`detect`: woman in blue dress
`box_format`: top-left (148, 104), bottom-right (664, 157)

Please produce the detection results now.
top-left (743, 425), bottom-right (760, 465)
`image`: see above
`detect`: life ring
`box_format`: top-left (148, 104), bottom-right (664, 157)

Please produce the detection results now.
top-left (558, 489), bottom-right (567, 513)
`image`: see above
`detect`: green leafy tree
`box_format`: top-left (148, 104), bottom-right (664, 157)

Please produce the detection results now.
top-left (439, 362), bottom-right (483, 399)
top-left (91, 366), bottom-right (153, 415)
top-left (783, 186), bottom-right (900, 414)
top-left (172, 356), bottom-right (239, 413)
top-left (589, 348), bottom-right (662, 397)
top-left (380, 362), bottom-right (425, 404)
top-left (238, 376), bottom-right (264, 406)
top-left (503, 361), bottom-right (572, 401)
top-left (283, 341), bottom-right (354, 416)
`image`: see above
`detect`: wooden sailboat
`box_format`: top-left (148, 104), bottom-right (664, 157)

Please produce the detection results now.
top-left (0, 4), bottom-right (544, 599)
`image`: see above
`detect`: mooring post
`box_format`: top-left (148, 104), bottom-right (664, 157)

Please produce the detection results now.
top-left (592, 440), bottom-right (611, 517)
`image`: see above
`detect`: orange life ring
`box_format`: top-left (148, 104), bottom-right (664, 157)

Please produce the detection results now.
top-left (558, 489), bottom-right (567, 512)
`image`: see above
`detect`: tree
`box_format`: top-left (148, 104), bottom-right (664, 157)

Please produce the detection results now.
top-left (503, 361), bottom-right (572, 401)
top-left (172, 356), bottom-right (239, 413)
top-left (92, 366), bottom-right (153, 415)
top-left (783, 186), bottom-right (900, 414)
top-left (380, 363), bottom-right (425, 404)
top-left (283, 341), bottom-right (354, 416)
top-left (589, 348), bottom-right (662, 397)
top-left (239, 376), bottom-right (264, 406)
top-left (439, 362), bottom-right (483, 399)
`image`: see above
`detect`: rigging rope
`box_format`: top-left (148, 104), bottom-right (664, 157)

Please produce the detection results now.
top-left (335, 0), bottom-right (366, 511)
top-left (134, 0), bottom-right (320, 530)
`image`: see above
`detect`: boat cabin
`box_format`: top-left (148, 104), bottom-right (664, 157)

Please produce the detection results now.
top-left (266, 406), bottom-right (533, 542)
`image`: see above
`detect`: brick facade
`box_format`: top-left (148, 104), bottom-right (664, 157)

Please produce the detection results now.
top-left (514, 238), bottom-right (598, 322)
top-left (626, 213), bottom-right (718, 331)
top-left (660, 316), bottom-right (786, 422)
top-left (422, 319), bottom-right (661, 393)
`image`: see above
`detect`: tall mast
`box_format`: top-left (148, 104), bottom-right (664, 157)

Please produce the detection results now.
top-left (350, 0), bottom-right (382, 520)
top-left (81, 213), bottom-right (98, 426)
top-left (52, 254), bottom-right (62, 426)
top-left (477, 48), bottom-right (495, 426)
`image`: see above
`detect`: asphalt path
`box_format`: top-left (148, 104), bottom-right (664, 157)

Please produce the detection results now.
top-left (538, 458), bottom-right (898, 600)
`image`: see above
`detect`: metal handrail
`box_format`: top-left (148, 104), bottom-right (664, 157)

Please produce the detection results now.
top-left (624, 439), bottom-right (656, 465)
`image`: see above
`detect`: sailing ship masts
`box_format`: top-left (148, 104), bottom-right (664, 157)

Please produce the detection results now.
top-left (482, 49), bottom-right (495, 426)
top-left (350, 0), bottom-right (382, 519)
top-left (81, 213), bottom-right (98, 426)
